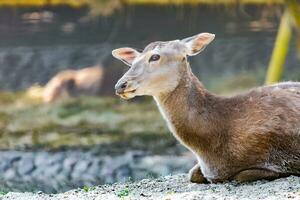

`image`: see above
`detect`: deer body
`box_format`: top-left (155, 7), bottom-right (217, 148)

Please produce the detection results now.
top-left (43, 66), bottom-right (104, 103)
top-left (156, 65), bottom-right (300, 182)
top-left (112, 33), bottom-right (300, 183)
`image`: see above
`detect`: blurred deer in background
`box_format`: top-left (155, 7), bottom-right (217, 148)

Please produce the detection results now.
top-left (43, 66), bottom-right (103, 103)
top-left (112, 33), bottom-right (300, 183)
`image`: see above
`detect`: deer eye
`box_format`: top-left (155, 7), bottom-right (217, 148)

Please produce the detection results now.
top-left (149, 54), bottom-right (160, 62)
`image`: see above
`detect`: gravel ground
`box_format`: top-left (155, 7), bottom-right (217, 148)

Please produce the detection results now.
top-left (2, 174), bottom-right (300, 200)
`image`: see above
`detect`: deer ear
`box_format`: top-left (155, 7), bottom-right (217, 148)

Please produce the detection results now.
top-left (181, 33), bottom-right (215, 56)
top-left (112, 47), bottom-right (140, 66)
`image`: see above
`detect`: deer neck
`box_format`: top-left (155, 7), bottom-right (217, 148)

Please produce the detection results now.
top-left (153, 64), bottom-right (222, 154)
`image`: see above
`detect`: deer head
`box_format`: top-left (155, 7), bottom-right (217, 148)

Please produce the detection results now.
top-left (112, 33), bottom-right (215, 99)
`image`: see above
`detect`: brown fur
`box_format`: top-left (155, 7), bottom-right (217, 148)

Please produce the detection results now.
top-left (113, 34), bottom-right (300, 183)
top-left (43, 66), bottom-right (104, 103)
top-left (156, 62), bottom-right (300, 182)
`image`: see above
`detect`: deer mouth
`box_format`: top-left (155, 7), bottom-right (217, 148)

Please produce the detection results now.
top-left (117, 89), bottom-right (137, 99)
top-left (125, 89), bottom-right (137, 93)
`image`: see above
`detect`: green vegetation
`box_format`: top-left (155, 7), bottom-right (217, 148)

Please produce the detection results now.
top-left (117, 186), bottom-right (129, 199)
top-left (0, 92), bottom-right (173, 151)
top-left (0, 191), bottom-right (8, 196)
top-left (83, 186), bottom-right (96, 192)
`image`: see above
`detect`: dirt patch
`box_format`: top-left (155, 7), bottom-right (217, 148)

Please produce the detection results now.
top-left (2, 174), bottom-right (300, 200)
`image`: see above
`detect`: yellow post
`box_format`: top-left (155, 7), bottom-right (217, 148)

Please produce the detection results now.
top-left (286, 0), bottom-right (300, 57)
top-left (265, 9), bottom-right (292, 85)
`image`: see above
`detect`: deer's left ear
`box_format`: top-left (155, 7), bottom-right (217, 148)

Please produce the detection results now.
top-left (181, 33), bottom-right (215, 56)
top-left (112, 47), bottom-right (140, 66)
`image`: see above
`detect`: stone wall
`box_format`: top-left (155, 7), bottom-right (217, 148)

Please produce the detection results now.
top-left (0, 150), bottom-right (194, 193)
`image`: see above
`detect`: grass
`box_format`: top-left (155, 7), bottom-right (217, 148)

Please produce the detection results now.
top-left (0, 91), bottom-right (173, 152)
top-left (82, 186), bottom-right (96, 192)
top-left (0, 191), bottom-right (8, 195)
top-left (117, 186), bottom-right (130, 199)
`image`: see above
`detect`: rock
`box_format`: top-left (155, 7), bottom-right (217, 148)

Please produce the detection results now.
top-left (71, 160), bottom-right (92, 180)
top-left (63, 157), bottom-right (77, 172)
top-left (45, 163), bottom-right (62, 178)
top-left (74, 160), bottom-right (91, 173)
top-left (87, 159), bottom-right (102, 177)
top-left (47, 154), bottom-right (64, 166)
top-left (3, 168), bottom-right (17, 180)
top-left (0, 160), bottom-right (12, 172)
top-left (115, 164), bottom-right (132, 182)
top-left (35, 152), bottom-right (50, 167)
top-left (4, 152), bottom-right (22, 163)
top-left (0, 150), bottom-right (194, 193)
top-left (17, 156), bottom-right (35, 175)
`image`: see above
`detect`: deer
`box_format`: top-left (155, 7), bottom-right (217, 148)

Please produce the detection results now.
top-left (112, 33), bottom-right (300, 183)
top-left (43, 66), bottom-right (104, 103)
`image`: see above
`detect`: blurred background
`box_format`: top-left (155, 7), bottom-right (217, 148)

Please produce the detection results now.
top-left (0, 0), bottom-right (299, 194)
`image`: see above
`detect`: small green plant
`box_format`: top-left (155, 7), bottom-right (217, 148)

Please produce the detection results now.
top-left (210, 187), bottom-right (217, 193)
top-left (82, 186), bottom-right (96, 192)
top-left (117, 186), bottom-right (129, 199)
top-left (0, 191), bottom-right (8, 195)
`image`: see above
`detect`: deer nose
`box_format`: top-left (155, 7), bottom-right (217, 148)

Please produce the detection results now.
top-left (115, 81), bottom-right (128, 94)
